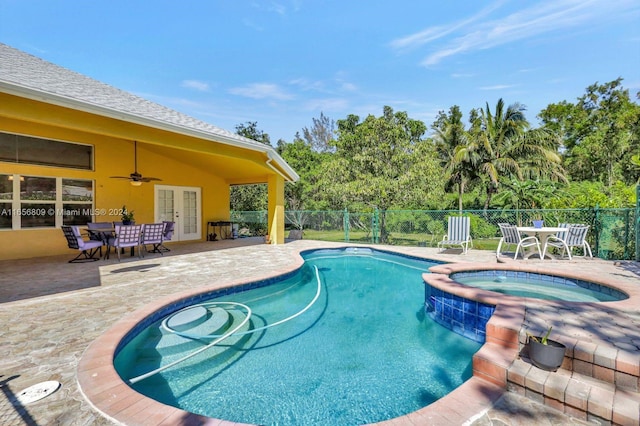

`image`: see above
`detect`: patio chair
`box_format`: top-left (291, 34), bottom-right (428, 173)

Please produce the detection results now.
top-left (87, 222), bottom-right (115, 254)
top-left (158, 221), bottom-right (175, 252)
top-left (61, 225), bottom-right (104, 263)
top-left (140, 223), bottom-right (166, 255)
top-left (496, 224), bottom-right (542, 260)
top-left (112, 225), bottom-right (143, 261)
top-left (437, 216), bottom-right (472, 254)
top-left (542, 224), bottom-right (592, 260)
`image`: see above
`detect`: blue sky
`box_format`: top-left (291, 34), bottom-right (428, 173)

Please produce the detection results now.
top-left (1, 0), bottom-right (639, 144)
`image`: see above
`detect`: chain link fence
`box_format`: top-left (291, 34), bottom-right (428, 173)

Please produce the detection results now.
top-left (231, 207), bottom-right (638, 261)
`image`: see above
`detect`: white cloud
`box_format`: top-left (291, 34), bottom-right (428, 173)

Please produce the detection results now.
top-left (181, 80), bottom-right (210, 92)
top-left (229, 83), bottom-right (294, 100)
top-left (390, 0), bottom-right (640, 66)
top-left (269, 2), bottom-right (287, 16)
top-left (340, 82), bottom-right (358, 92)
top-left (479, 84), bottom-right (516, 91)
top-left (389, 1), bottom-right (505, 52)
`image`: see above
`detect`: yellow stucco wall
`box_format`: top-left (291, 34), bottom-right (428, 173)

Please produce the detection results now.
top-left (0, 95), bottom-right (289, 260)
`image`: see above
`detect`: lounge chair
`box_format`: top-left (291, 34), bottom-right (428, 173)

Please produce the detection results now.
top-left (437, 216), bottom-right (472, 254)
top-left (497, 224), bottom-right (541, 259)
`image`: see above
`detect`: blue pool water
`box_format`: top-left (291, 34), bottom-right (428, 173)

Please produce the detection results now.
top-left (453, 270), bottom-right (627, 302)
top-left (114, 248), bottom-right (482, 425)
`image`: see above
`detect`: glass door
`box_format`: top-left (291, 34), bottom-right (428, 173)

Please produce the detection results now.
top-left (155, 185), bottom-right (201, 241)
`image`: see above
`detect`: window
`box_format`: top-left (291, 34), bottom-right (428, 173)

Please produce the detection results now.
top-left (0, 175), bottom-right (12, 229)
top-left (0, 174), bottom-right (94, 229)
top-left (0, 132), bottom-right (93, 170)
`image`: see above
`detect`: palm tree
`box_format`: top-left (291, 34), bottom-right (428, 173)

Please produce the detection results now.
top-left (432, 106), bottom-right (472, 212)
top-left (457, 99), bottom-right (565, 210)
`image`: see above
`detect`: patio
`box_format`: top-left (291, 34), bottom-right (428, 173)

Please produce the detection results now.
top-left (1, 239), bottom-right (638, 425)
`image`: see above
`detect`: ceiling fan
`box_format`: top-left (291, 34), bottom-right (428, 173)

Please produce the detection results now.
top-left (110, 141), bottom-right (162, 186)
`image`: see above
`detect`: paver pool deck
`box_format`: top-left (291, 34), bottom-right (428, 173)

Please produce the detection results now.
top-left (0, 238), bottom-right (638, 425)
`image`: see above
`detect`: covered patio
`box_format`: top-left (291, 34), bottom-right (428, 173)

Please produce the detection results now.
top-left (1, 240), bottom-right (638, 425)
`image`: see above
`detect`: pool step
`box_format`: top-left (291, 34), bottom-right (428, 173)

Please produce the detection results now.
top-left (472, 311), bottom-right (640, 425)
top-left (136, 308), bottom-right (252, 363)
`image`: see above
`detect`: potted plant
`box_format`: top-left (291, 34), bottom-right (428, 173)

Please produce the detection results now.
top-left (121, 205), bottom-right (135, 225)
top-left (527, 326), bottom-right (566, 371)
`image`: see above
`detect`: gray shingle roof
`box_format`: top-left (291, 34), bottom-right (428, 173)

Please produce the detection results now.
top-left (0, 43), bottom-right (298, 180)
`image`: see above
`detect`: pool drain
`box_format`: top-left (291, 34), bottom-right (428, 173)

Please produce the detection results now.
top-left (14, 381), bottom-right (61, 405)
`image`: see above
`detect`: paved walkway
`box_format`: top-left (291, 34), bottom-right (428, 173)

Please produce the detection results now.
top-left (0, 239), bottom-right (638, 425)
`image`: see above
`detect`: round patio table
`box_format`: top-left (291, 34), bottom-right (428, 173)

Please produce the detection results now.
top-left (517, 226), bottom-right (567, 259)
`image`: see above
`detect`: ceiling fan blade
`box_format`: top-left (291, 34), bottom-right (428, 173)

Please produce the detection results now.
top-left (109, 141), bottom-right (163, 183)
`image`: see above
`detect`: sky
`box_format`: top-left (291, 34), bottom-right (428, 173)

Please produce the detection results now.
top-left (1, 0), bottom-right (639, 144)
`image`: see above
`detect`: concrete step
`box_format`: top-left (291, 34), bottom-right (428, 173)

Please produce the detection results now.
top-left (507, 357), bottom-right (639, 425)
top-left (517, 329), bottom-right (640, 393)
top-left (471, 303), bottom-right (640, 425)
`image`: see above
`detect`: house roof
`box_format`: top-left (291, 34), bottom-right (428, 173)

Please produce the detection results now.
top-left (0, 43), bottom-right (298, 182)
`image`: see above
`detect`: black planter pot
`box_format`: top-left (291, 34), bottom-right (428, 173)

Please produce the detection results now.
top-left (529, 338), bottom-right (566, 371)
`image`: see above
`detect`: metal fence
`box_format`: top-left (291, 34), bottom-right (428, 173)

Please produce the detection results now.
top-left (231, 206), bottom-right (639, 261)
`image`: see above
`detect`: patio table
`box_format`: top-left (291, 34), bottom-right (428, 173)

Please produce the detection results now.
top-left (517, 226), bottom-right (567, 259)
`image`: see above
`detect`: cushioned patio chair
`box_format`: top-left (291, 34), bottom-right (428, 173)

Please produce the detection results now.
top-left (437, 216), bottom-right (472, 254)
top-left (496, 223), bottom-right (542, 259)
top-left (542, 224), bottom-right (592, 260)
top-left (87, 222), bottom-right (115, 255)
top-left (158, 221), bottom-right (175, 252)
top-left (61, 225), bottom-right (104, 263)
top-left (112, 224), bottom-right (143, 261)
top-left (140, 223), bottom-right (166, 255)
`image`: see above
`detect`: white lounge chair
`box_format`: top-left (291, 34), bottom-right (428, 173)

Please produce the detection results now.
top-left (437, 216), bottom-right (472, 254)
top-left (497, 224), bottom-right (542, 259)
top-left (542, 224), bottom-right (592, 260)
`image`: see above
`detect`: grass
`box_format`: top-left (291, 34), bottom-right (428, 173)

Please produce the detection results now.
top-left (300, 229), bottom-right (501, 251)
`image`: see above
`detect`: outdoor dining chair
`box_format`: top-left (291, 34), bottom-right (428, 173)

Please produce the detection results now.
top-left (437, 216), bottom-right (472, 254)
top-left (87, 222), bottom-right (115, 255)
top-left (158, 221), bottom-right (175, 252)
top-left (496, 223), bottom-right (542, 260)
top-left (61, 225), bottom-right (104, 263)
top-left (112, 224), bottom-right (143, 261)
top-left (140, 223), bottom-right (166, 255)
top-left (542, 224), bottom-right (592, 260)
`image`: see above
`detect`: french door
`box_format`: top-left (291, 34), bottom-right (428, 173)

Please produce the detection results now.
top-left (154, 185), bottom-right (201, 241)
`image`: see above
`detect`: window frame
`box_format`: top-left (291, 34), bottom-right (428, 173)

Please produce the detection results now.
top-left (0, 174), bottom-right (95, 230)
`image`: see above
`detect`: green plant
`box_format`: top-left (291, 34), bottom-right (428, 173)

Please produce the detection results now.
top-left (121, 205), bottom-right (135, 222)
top-left (528, 326), bottom-right (553, 345)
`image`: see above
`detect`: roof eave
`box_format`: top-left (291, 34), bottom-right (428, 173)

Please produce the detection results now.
top-left (0, 80), bottom-right (300, 182)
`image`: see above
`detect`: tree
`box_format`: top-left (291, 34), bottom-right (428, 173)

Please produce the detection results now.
top-left (229, 122), bottom-right (270, 212)
top-left (432, 105), bottom-right (472, 212)
top-left (539, 78), bottom-right (640, 186)
top-left (319, 106), bottom-right (444, 242)
top-left (299, 112), bottom-right (336, 153)
top-left (457, 99), bottom-right (565, 210)
top-left (277, 136), bottom-right (327, 212)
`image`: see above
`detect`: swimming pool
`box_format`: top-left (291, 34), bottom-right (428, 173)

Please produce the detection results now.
top-left (451, 270), bottom-right (628, 302)
top-left (113, 248), bottom-right (481, 425)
